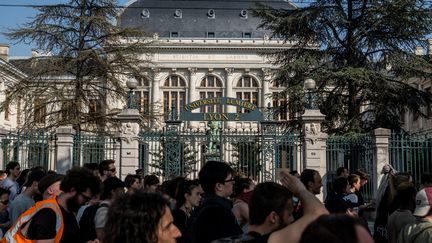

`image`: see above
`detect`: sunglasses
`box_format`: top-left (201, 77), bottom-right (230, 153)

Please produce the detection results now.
top-left (0, 200), bottom-right (9, 205)
top-left (108, 168), bottom-right (116, 172)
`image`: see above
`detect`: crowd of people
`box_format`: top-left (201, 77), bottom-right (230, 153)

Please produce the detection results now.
top-left (0, 160), bottom-right (430, 243)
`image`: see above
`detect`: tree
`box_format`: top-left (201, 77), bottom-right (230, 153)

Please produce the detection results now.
top-left (2, 0), bottom-right (151, 132)
top-left (149, 139), bottom-right (198, 179)
top-left (256, 0), bottom-right (432, 134)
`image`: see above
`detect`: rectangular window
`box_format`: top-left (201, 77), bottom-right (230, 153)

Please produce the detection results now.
top-left (4, 97), bottom-right (10, 121)
top-left (207, 32), bottom-right (215, 38)
top-left (163, 92), bottom-right (169, 114)
top-left (426, 88), bottom-right (432, 117)
top-left (243, 32), bottom-right (251, 38)
top-left (236, 92), bottom-right (242, 113)
top-left (170, 32), bottom-right (179, 38)
top-left (34, 99), bottom-right (46, 124)
top-left (142, 91), bottom-right (150, 114)
top-left (61, 101), bottom-right (74, 122)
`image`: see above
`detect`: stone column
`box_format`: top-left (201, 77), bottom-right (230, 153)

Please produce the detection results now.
top-left (151, 68), bottom-right (161, 127)
top-left (117, 108), bottom-right (142, 179)
top-left (225, 68), bottom-right (235, 128)
top-left (0, 128), bottom-right (8, 169)
top-left (301, 109), bottom-right (328, 201)
top-left (372, 128), bottom-right (390, 199)
top-left (261, 68), bottom-right (272, 108)
top-left (188, 68), bottom-right (199, 129)
top-left (55, 126), bottom-right (75, 174)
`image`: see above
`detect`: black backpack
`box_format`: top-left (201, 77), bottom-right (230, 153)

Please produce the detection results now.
top-left (79, 203), bottom-right (108, 243)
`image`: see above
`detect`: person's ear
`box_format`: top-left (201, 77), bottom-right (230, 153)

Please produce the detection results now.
top-left (268, 211), bottom-right (279, 224)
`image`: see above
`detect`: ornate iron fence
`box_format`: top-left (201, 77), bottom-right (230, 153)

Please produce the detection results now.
top-left (326, 133), bottom-right (375, 201)
top-left (390, 131), bottom-right (432, 187)
top-left (1, 129), bottom-right (56, 170)
top-left (72, 133), bottom-right (117, 166)
top-left (138, 124), bottom-right (301, 181)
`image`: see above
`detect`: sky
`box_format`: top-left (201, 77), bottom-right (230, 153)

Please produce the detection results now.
top-left (0, 0), bottom-right (130, 58)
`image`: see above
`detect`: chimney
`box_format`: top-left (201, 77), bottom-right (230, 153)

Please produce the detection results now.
top-left (0, 44), bottom-right (9, 62)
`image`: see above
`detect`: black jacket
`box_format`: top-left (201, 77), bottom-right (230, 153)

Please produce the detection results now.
top-left (188, 193), bottom-right (243, 243)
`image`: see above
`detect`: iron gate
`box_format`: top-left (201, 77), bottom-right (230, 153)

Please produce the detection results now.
top-left (138, 122), bottom-right (301, 181)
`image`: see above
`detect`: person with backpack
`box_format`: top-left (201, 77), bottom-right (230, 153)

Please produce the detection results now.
top-left (79, 177), bottom-right (125, 243)
top-left (2, 167), bottom-right (100, 243)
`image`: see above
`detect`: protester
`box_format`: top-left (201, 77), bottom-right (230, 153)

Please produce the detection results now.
top-left (124, 174), bottom-right (142, 194)
top-left (172, 179), bottom-right (202, 243)
top-left (135, 168), bottom-right (144, 179)
top-left (398, 187), bottom-right (432, 243)
top-left (98, 159), bottom-right (117, 182)
top-left (325, 177), bottom-right (354, 214)
top-left (38, 173), bottom-right (64, 200)
top-left (3, 167), bottom-right (100, 242)
top-left (0, 188), bottom-right (10, 238)
top-left (299, 214), bottom-right (374, 243)
top-left (336, 167), bottom-right (349, 178)
top-left (232, 177), bottom-right (254, 232)
top-left (144, 174), bottom-right (160, 193)
top-left (294, 169), bottom-right (322, 219)
top-left (9, 170), bottom-right (46, 224)
top-left (387, 182), bottom-right (416, 243)
top-left (93, 177), bottom-right (125, 242)
top-left (188, 161), bottom-right (242, 243)
top-left (83, 163), bottom-right (100, 178)
top-left (343, 174), bottom-right (361, 214)
top-left (103, 192), bottom-right (181, 243)
top-left (1, 162), bottom-right (20, 201)
top-left (374, 172), bottom-right (412, 243)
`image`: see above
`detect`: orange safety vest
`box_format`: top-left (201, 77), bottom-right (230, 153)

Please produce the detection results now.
top-left (1, 197), bottom-right (64, 243)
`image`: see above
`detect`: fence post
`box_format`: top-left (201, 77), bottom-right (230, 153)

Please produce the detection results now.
top-left (55, 126), bottom-right (75, 174)
top-left (117, 108), bottom-right (142, 179)
top-left (372, 128), bottom-right (390, 199)
top-left (0, 128), bottom-right (7, 169)
top-left (301, 109), bottom-right (328, 201)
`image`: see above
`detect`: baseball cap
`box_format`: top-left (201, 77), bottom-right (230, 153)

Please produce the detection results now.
top-left (23, 170), bottom-right (46, 187)
top-left (413, 187), bottom-right (432, 217)
top-left (38, 174), bottom-right (65, 194)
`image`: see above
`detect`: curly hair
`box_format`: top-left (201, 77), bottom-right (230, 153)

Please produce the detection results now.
top-left (103, 192), bottom-right (170, 243)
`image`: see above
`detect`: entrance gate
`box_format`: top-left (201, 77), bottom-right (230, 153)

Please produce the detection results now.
top-left (138, 97), bottom-right (301, 181)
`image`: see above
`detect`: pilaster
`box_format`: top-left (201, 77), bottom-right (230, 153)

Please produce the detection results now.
top-left (55, 126), bottom-right (75, 174)
top-left (372, 128), bottom-right (390, 199)
top-left (117, 108), bottom-right (142, 179)
top-left (301, 109), bottom-right (328, 201)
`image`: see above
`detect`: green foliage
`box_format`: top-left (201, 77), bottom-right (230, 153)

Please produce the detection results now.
top-left (2, 0), bottom-right (152, 131)
top-left (149, 140), bottom-right (198, 179)
top-left (255, 0), bottom-right (432, 134)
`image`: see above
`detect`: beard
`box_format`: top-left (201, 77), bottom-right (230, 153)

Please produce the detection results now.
top-left (66, 194), bottom-right (81, 213)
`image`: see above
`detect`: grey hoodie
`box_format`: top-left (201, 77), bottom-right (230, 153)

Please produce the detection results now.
top-left (397, 219), bottom-right (432, 243)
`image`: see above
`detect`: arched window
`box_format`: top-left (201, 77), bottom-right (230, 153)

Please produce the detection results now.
top-left (136, 77), bottom-right (151, 114)
top-left (198, 75), bottom-right (223, 113)
top-left (234, 75), bottom-right (259, 113)
top-left (162, 75), bottom-right (187, 118)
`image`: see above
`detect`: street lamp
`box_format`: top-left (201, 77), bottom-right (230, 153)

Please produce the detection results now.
top-left (304, 78), bottom-right (317, 109)
top-left (126, 78), bottom-right (139, 109)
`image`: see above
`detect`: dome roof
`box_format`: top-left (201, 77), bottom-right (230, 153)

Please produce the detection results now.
top-left (118, 0), bottom-right (295, 38)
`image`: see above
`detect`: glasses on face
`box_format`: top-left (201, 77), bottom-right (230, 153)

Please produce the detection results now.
top-left (0, 200), bottom-right (9, 205)
top-left (224, 178), bottom-right (235, 183)
top-left (80, 193), bottom-right (92, 202)
top-left (108, 168), bottom-right (116, 173)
